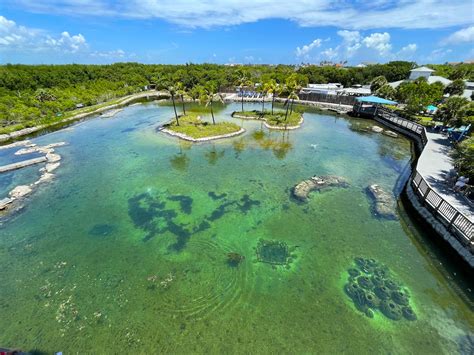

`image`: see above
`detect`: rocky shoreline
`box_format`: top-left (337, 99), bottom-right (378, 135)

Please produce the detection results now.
top-left (0, 140), bottom-right (67, 214)
top-left (292, 175), bottom-right (349, 201)
top-left (231, 111), bottom-right (304, 130)
top-left (264, 116), bottom-right (304, 130)
top-left (159, 127), bottom-right (246, 142)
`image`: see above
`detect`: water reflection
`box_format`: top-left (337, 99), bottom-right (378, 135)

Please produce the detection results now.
top-left (205, 145), bottom-right (225, 165)
top-left (252, 130), bottom-right (293, 159)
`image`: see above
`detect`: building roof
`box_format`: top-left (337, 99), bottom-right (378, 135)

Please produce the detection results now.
top-left (356, 96), bottom-right (397, 105)
top-left (410, 66), bottom-right (435, 72)
top-left (338, 87), bottom-right (371, 95)
top-left (427, 76), bottom-right (451, 86)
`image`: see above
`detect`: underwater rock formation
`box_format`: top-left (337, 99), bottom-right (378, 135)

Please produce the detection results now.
top-left (371, 126), bottom-right (384, 133)
top-left (292, 175), bottom-right (349, 201)
top-left (367, 184), bottom-right (397, 219)
top-left (382, 130), bottom-right (398, 138)
top-left (344, 257), bottom-right (416, 321)
top-left (227, 252), bottom-right (245, 267)
top-left (256, 239), bottom-right (296, 266)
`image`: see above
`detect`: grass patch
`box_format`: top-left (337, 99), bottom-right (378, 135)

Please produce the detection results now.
top-left (233, 109), bottom-right (302, 127)
top-left (165, 112), bottom-right (242, 139)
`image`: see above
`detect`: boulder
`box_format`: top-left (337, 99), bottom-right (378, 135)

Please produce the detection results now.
top-left (46, 152), bottom-right (61, 163)
top-left (0, 197), bottom-right (15, 210)
top-left (45, 162), bottom-right (60, 173)
top-left (367, 184), bottom-right (397, 219)
top-left (371, 126), bottom-right (384, 133)
top-left (383, 130), bottom-right (398, 138)
top-left (9, 185), bottom-right (32, 198)
top-left (14, 147), bottom-right (39, 155)
top-left (44, 142), bottom-right (67, 149)
top-left (293, 175), bottom-right (349, 201)
top-left (34, 173), bottom-right (54, 185)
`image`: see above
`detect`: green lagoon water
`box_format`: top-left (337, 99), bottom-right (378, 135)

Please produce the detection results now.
top-left (0, 102), bottom-right (472, 353)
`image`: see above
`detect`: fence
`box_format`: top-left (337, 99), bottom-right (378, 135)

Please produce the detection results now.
top-left (411, 171), bottom-right (473, 245)
top-left (298, 92), bottom-right (356, 106)
top-left (376, 107), bottom-right (473, 247)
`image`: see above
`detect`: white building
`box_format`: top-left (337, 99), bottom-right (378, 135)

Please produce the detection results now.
top-left (301, 83), bottom-right (343, 95)
top-left (388, 66), bottom-right (472, 101)
top-left (408, 66), bottom-right (434, 80)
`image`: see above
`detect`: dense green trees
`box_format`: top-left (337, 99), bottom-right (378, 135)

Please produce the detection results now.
top-left (451, 136), bottom-right (474, 178)
top-left (396, 78), bottom-right (444, 114)
top-left (435, 96), bottom-right (470, 126)
top-left (1, 61), bottom-right (472, 133)
top-left (444, 79), bottom-right (466, 96)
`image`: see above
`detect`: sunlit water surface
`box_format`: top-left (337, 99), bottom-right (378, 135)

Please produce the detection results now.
top-left (0, 102), bottom-right (472, 353)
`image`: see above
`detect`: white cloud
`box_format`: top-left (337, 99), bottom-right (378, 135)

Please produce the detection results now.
top-left (362, 32), bottom-right (392, 56)
top-left (0, 15), bottom-right (130, 61)
top-left (45, 31), bottom-right (88, 53)
top-left (296, 38), bottom-right (322, 58)
top-left (427, 47), bottom-right (452, 61)
top-left (397, 43), bottom-right (417, 59)
top-left (9, 0), bottom-right (473, 30)
top-left (321, 47), bottom-right (338, 60)
top-left (442, 26), bottom-right (474, 45)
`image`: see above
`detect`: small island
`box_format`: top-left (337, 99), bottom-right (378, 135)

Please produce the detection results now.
top-left (232, 110), bottom-right (303, 130)
top-left (159, 113), bottom-right (244, 142)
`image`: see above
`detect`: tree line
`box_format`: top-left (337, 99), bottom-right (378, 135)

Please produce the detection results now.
top-left (0, 61), bottom-right (473, 132)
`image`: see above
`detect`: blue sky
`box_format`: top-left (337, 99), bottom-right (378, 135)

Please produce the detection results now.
top-left (0, 0), bottom-right (473, 65)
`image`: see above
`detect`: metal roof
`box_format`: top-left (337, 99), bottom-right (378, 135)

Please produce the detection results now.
top-left (356, 95), bottom-right (398, 105)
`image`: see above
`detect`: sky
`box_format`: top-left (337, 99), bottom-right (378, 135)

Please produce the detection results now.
top-left (0, 0), bottom-right (473, 65)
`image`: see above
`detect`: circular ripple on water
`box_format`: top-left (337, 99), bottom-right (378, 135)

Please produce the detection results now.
top-left (157, 236), bottom-right (254, 320)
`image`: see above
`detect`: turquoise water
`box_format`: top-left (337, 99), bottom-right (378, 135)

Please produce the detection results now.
top-left (0, 102), bottom-right (472, 353)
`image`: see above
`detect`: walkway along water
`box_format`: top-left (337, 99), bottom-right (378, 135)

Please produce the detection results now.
top-left (374, 107), bottom-right (473, 267)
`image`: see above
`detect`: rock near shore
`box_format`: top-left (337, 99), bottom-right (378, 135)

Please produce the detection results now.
top-left (367, 184), bottom-right (397, 219)
top-left (9, 185), bottom-right (32, 199)
top-left (293, 175), bottom-right (349, 201)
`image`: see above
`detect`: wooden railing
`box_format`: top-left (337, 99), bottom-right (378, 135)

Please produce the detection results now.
top-left (376, 107), bottom-right (473, 248)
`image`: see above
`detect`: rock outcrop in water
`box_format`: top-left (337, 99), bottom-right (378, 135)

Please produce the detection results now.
top-left (344, 257), bottom-right (416, 321)
top-left (367, 184), bottom-right (397, 219)
top-left (0, 141), bottom-right (67, 214)
top-left (292, 175), bottom-right (349, 201)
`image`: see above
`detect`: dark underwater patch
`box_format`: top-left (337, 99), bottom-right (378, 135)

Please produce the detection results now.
top-left (89, 224), bottom-right (116, 237)
top-left (238, 194), bottom-right (260, 213)
top-left (121, 127), bottom-right (136, 133)
top-left (344, 257), bottom-right (416, 321)
top-left (208, 191), bottom-right (227, 200)
top-left (167, 195), bottom-right (193, 214)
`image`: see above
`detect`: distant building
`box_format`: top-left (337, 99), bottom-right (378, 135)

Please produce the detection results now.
top-left (301, 83), bottom-right (343, 95)
top-left (390, 66), bottom-right (451, 88)
top-left (301, 83), bottom-right (370, 97)
top-left (408, 66), bottom-right (435, 80)
top-left (388, 66), bottom-right (471, 101)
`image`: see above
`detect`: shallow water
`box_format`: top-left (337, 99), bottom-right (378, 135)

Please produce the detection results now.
top-left (0, 102), bottom-right (472, 353)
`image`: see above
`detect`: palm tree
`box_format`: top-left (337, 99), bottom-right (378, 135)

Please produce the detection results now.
top-left (259, 82), bottom-right (270, 115)
top-left (176, 82), bottom-right (187, 115)
top-left (237, 75), bottom-right (253, 113)
top-left (201, 88), bottom-right (225, 125)
top-left (163, 84), bottom-right (179, 126)
top-left (266, 80), bottom-right (282, 115)
top-left (189, 85), bottom-right (203, 102)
